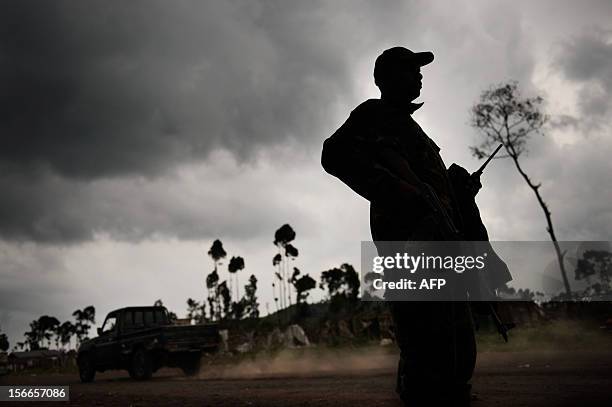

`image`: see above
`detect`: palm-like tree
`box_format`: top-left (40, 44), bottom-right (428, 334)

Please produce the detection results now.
top-left (0, 325), bottom-right (9, 352)
top-left (283, 244), bottom-right (299, 305)
top-left (244, 274), bottom-right (260, 319)
top-left (272, 254), bottom-right (282, 311)
top-left (216, 281), bottom-right (231, 320)
top-left (206, 269), bottom-right (220, 320)
top-left (228, 256), bottom-right (245, 300)
top-left (273, 224), bottom-right (298, 309)
top-left (207, 240), bottom-right (226, 320)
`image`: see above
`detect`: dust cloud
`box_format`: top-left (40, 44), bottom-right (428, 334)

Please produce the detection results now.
top-left (197, 347), bottom-right (397, 379)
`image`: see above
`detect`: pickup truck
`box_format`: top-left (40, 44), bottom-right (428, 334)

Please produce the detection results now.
top-left (77, 306), bottom-right (219, 382)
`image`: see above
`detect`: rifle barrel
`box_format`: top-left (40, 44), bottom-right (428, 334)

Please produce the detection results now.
top-left (473, 143), bottom-right (503, 176)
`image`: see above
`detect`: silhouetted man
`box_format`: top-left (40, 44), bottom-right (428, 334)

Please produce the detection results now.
top-left (321, 47), bottom-right (476, 406)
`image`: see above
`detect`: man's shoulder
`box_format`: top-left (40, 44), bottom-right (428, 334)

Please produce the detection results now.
top-left (350, 99), bottom-right (383, 120)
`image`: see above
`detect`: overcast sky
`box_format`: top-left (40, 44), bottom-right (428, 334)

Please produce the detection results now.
top-left (1, 0), bottom-right (611, 347)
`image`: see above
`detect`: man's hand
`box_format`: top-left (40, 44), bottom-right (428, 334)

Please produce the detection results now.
top-left (448, 163), bottom-right (482, 198)
top-left (419, 183), bottom-right (461, 239)
top-left (466, 174), bottom-right (482, 197)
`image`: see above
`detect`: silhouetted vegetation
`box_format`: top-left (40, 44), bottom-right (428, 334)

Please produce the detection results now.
top-left (72, 306), bottom-right (96, 346)
top-left (0, 324), bottom-right (9, 352)
top-left (242, 274), bottom-right (260, 319)
top-left (273, 224), bottom-right (299, 309)
top-left (228, 256), bottom-right (245, 299)
top-left (320, 263), bottom-right (360, 312)
top-left (16, 308), bottom-right (95, 352)
top-left (574, 250), bottom-right (612, 298)
top-left (186, 298), bottom-right (207, 324)
top-left (207, 239), bottom-right (226, 321)
top-left (10, 228), bottom-right (609, 356)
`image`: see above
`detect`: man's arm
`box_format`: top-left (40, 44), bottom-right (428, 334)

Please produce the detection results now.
top-left (321, 111), bottom-right (422, 205)
top-left (321, 108), bottom-right (460, 238)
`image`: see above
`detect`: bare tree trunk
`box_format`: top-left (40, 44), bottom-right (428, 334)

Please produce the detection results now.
top-left (506, 144), bottom-right (571, 296)
top-left (286, 258), bottom-right (292, 307)
top-left (278, 258), bottom-right (285, 309)
top-left (272, 283), bottom-right (278, 313)
top-left (228, 270), bottom-right (232, 299)
top-left (281, 254), bottom-right (285, 310)
top-left (235, 274), bottom-right (239, 300)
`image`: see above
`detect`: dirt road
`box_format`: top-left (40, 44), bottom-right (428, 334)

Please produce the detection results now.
top-left (2, 350), bottom-right (611, 406)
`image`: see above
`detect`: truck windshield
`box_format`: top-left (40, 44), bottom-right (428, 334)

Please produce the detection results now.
top-left (102, 315), bottom-right (117, 334)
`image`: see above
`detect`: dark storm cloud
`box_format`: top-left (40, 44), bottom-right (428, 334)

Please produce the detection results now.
top-left (0, 0), bottom-right (356, 179)
top-left (0, 0), bottom-right (433, 243)
top-left (1, 0), bottom-right (406, 242)
top-left (3, 0), bottom-right (609, 247)
top-left (552, 28), bottom-right (612, 130)
top-left (0, 156), bottom-right (319, 243)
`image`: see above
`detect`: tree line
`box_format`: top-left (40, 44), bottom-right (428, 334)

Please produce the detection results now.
top-left (2, 223), bottom-right (360, 352)
top-left (186, 223), bottom-right (359, 323)
top-left (7, 306), bottom-right (96, 352)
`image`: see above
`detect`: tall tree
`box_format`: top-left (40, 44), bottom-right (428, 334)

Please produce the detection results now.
top-left (283, 244), bottom-right (299, 306)
top-left (0, 324), bottom-right (9, 352)
top-left (38, 316), bottom-right (60, 349)
top-left (208, 239), bottom-right (227, 263)
top-left (57, 321), bottom-right (75, 350)
top-left (273, 224), bottom-right (298, 308)
top-left (72, 306), bottom-right (96, 346)
top-left (272, 254), bottom-right (282, 312)
top-left (207, 239), bottom-right (227, 320)
top-left (216, 281), bottom-right (231, 320)
top-left (228, 256), bottom-right (245, 300)
top-left (243, 274), bottom-right (260, 319)
top-left (470, 81), bottom-right (570, 296)
top-left (24, 320), bottom-right (41, 350)
top-left (206, 269), bottom-right (219, 320)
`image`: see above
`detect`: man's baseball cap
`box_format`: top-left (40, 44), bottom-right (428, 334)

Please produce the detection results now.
top-left (374, 47), bottom-right (434, 85)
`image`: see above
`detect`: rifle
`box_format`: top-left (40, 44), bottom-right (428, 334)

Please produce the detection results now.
top-left (469, 143), bottom-right (515, 342)
top-left (472, 143), bottom-right (503, 178)
top-left (378, 146), bottom-right (461, 240)
top-left (489, 303), bottom-right (515, 342)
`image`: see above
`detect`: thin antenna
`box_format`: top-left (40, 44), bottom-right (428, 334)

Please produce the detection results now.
top-left (472, 143), bottom-right (503, 177)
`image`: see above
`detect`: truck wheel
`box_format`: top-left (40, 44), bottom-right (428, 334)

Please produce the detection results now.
top-left (78, 354), bottom-right (96, 383)
top-left (130, 349), bottom-right (153, 380)
top-left (181, 354), bottom-right (201, 377)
